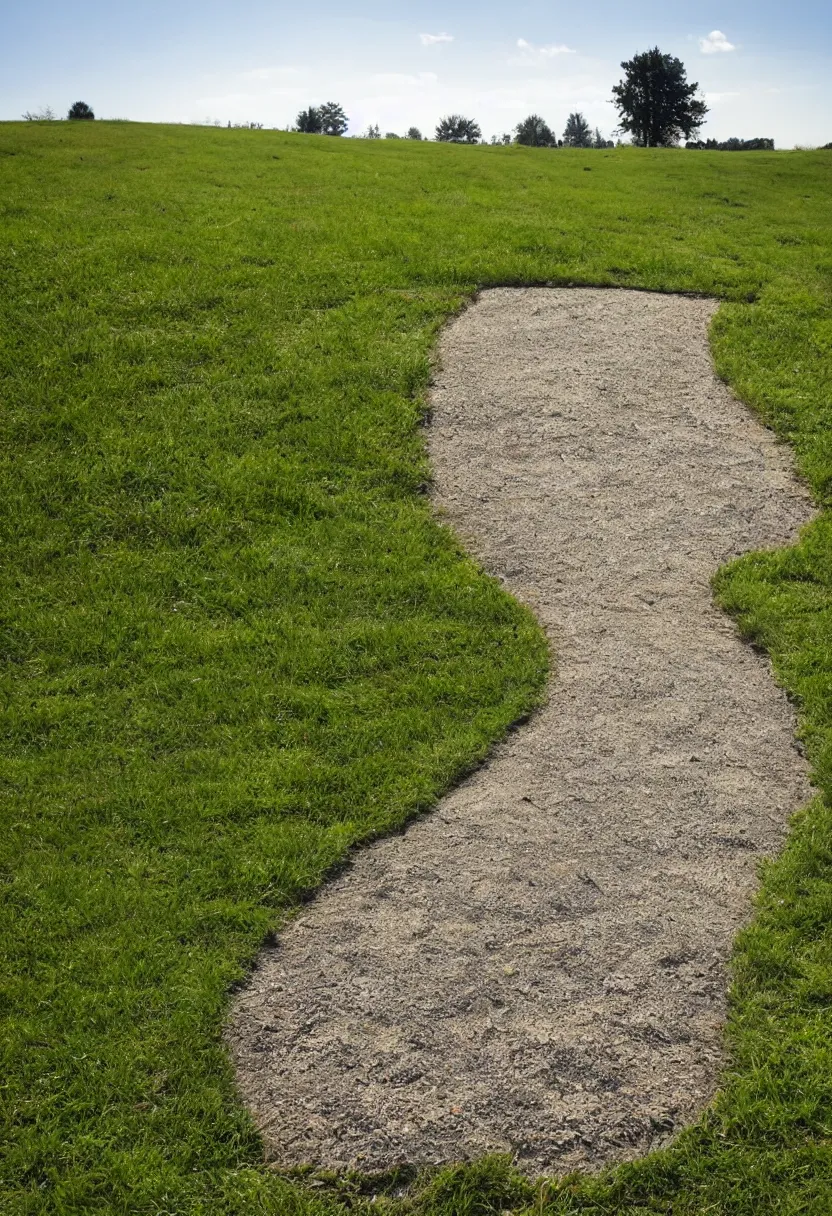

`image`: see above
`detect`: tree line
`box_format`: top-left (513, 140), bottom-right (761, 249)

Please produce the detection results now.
top-left (686, 137), bottom-right (775, 151)
top-left (294, 48), bottom-right (779, 150)
top-left (24, 49), bottom-right (793, 149)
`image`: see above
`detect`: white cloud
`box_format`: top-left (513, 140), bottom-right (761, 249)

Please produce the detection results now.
top-left (705, 90), bottom-right (741, 103)
top-left (420, 33), bottom-right (453, 46)
top-left (513, 38), bottom-right (576, 62)
top-left (699, 30), bottom-right (736, 54)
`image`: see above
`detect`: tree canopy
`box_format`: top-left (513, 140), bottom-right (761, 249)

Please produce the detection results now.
top-left (435, 114), bottom-right (481, 144)
top-left (514, 114), bottom-right (556, 148)
top-left (611, 47), bottom-right (708, 147)
top-left (405, 127), bottom-right (423, 141)
top-left (67, 101), bottom-right (94, 121)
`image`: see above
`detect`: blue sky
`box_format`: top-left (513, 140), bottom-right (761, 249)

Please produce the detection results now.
top-left (4, 1), bottom-right (831, 145)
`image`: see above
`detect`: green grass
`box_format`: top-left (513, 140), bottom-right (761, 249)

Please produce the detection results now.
top-left (1, 123), bottom-right (831, 1216)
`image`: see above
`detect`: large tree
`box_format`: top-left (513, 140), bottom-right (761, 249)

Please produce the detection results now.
top-left (435, 114), bottom-right (481, 144)
top-left (562, 112), bottom-right (593, 147)
top-left (611, 47), bottom-right (708, 147)
top-left (514, 114), bottom-right (556, 148)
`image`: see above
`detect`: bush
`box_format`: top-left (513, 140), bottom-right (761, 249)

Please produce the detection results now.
top-left (67, 101), bottom-right (94, 121)
top-left (22, 106), bottom-right (57, 121)
top-left (406, 127), bottom-right (423, 140)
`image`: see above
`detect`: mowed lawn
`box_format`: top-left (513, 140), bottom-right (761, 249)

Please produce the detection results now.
top-left (1, 122), bottom-right (832, 1216)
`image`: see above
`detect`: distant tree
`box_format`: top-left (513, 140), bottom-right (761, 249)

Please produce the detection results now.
top-left (365, 124), bottom-right (381, 139)
top-left (68, 101), bottom-right (94, 121)
top-left (563, 112), bottom-right (593, 147)
top-left (435, 114), bottom-right (481, 143)
top-left (405, 126), bottom-right (423, 140)
top-left (592, 127), bottom-right (613, 149)
top-left (319, 101), bottom-right (348, 136)
top-left (295, 106), bottom-right (323, 134)
top-left (385, 131), bottom-right (400, 139)
top-left (514, 114), bottom-right (556, 147)
top-left (611, 47), bottom-right (708, 147)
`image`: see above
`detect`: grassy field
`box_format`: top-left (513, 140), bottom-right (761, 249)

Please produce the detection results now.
top-left (1, 122), bottom-right (831, 1216)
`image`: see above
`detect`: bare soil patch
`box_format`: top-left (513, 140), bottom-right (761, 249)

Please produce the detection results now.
top-left (229, 288), bottom-right (814, 1175)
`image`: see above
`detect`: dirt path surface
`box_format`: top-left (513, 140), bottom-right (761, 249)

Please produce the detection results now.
top-left (229, 288), bottom-right (814, 1176)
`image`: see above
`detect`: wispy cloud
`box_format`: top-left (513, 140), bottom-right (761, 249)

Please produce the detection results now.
top-left (699, 30), bottom-right (736, 54)
top-left (705, 90), bottom-right (741, 102)
top-left (512, 38), bottom-right (576, 63)
top-left (420, 33), bottom-right (453, 46)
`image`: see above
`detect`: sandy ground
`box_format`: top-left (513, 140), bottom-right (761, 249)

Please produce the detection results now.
top-left (228, 288), bottom-right (815, 1176)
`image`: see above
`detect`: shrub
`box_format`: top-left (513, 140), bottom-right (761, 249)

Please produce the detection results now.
top-left (67, 101), bottom-right (94, 121)
top-left (22, 106), bottom-right (57, 121)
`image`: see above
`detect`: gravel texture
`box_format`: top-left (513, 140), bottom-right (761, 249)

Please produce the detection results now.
top-left (228, 288), bottom-right (814, 1176)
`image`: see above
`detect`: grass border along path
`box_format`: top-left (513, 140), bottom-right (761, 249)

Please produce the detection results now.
top-left (1, 123), bottom-right (831, 1215)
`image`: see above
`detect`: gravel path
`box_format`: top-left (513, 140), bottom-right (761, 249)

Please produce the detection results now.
top-left (229, 288), bottom-right (814, 1176)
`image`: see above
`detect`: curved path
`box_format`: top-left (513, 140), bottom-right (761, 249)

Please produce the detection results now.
top-left (229, 289), bottom-right (814, 1176)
